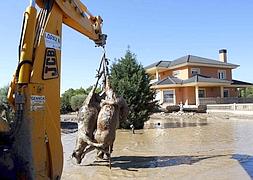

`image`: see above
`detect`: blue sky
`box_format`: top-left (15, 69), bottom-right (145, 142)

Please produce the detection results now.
top-left (0, 1), bottom-right (252, 93)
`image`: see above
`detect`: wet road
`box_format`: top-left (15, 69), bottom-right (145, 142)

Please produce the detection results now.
top-left (61, 113), bottom-right (253, 180)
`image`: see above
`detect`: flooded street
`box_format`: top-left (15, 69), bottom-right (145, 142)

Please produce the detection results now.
top-left (61, 113), bottom-right (253, 180)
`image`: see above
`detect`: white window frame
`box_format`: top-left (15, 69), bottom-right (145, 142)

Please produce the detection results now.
top-left (155, 90), bottom-right (162, 103)
top-left (198, 88), bottom-right (206, 98)
top-left (218, 70), bottom-right (226, 80)
top-left (162, 89), bottom-right (176, 104)
top-left (224, 89), bottom-right (229, 98)
top-left (191, 68), bottom-right (200, 76)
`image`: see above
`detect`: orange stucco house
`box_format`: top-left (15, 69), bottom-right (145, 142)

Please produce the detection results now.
top-left (145, 49), bottom-right (253, 106)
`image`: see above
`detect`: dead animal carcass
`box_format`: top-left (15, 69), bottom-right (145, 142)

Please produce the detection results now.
top-left (80, 91), bottom-right (128, 168)
top-left (72, 82), bottom-right (129, 168)
top-left (72, 89), bottom-right (101, 164)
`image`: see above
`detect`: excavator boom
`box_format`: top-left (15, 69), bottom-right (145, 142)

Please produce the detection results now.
top-left (0, 0), bottom-right (106, 179)
top-left (36, 0), bottom-right (106, 46)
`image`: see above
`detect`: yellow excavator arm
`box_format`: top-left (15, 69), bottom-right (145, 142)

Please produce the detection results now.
top-left (36, 0), bottom-right (106, 45)
top-left (2, 0), bottom-right (106, 179)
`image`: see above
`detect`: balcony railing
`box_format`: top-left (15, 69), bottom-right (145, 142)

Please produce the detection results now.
top-left (199, 97), bottom-right (253, 105)
top-left (207, 103), bottom-right (253, 111)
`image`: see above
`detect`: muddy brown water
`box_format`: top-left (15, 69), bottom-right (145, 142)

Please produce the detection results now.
top-left (61, 113), bottom-right (253, 180)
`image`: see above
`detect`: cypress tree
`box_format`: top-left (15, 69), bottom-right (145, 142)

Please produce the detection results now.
top-left (110, 49), bottom-right (156, 129)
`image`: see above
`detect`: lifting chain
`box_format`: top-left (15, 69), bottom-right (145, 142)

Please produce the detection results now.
top-left (91, 48), bottom-right (109, 95)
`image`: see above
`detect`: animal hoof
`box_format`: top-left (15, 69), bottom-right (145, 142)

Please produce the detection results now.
top-left (103, 153), bottom-right (110, 160)
top-left (72, 152), bottom-right (82, 164)
top-left (75, 157), bottom-right (82, 164)
top-left (96, 151), bottom-right (104, 159)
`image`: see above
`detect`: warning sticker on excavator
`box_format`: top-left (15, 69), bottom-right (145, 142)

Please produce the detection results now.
top-left (44, 32), bottom-right (61, 50)
top-left (30, 95), bottom-right (45, 111)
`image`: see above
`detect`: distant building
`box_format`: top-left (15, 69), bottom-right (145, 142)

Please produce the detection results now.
top-left (145, 49), bottom-right (253, 106)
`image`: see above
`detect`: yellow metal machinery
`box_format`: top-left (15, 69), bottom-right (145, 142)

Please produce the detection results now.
top-left (0, 0), bottom-right (106, 179)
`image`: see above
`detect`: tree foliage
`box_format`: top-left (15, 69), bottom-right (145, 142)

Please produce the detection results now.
top-left (239, 87), bottom-right (253, 98)
top-left (60, 86), bottom-right (101, 114)
top-left (0, 86), bottom-right (8, 106)
top-left (0, 86), bottom-right (14, 122)
top-left (61, 88), bottom-right (76, 114)
top-left (70, 94), bottom-right (87, 111)
top-left (60, 87), bottom-right (88, 114)
top-left (110, 49), bottom-right (156, 129)
top-left (246, 87), bottom-right (253, 98)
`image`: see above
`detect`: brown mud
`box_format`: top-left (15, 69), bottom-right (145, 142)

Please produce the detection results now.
top-left (61, 113), bottom-right (253, 180)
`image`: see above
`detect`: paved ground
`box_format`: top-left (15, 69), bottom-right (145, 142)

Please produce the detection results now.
top-left (61, 113), bottom-right (253, 180)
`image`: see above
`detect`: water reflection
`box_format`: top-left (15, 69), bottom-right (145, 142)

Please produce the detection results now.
top-left (145, 118), bottom-right (208, 129)
top-left (61, 114), bottom-right (253, 179)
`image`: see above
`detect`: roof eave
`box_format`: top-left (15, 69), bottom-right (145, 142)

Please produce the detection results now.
top-left (146, 67), bottom-right (170, 74)
top-left (151, 84), bottom-right (182, 89)
top-left (183, 82), bottom-right (231, 87)
top-left (151, 82), bottom-right (232, 88)
top-left (146, 62), bottom-right (239, 72)
top-left (187, 62), bottom-right (239, 69)
top-left (229, 84), bottom-right (253, 88)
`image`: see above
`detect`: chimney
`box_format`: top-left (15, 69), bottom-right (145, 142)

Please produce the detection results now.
top-left (219, 49), bottom-right (227, 63)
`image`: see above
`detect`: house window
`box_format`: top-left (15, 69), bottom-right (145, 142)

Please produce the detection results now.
top-left (198, 89), bottom-right (206, 98)
top-left (218, 70), bottom-right (226, 79)
top-left (155, 90), bottom-right (161, 102)
top-left (224, 89), bottom-right (229, 97)
top-left (173, 70), bottom-right (180, 77)
top-left (163, 90), bottom-right (175, 104)
top-left (191, 68), bottom-right (200, 76)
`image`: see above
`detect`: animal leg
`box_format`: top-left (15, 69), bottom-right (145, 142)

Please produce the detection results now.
top-left (72, 138), bottom-right (87, 164)
top-left (109, 145), bottom-right (112, 169)
top-left (96, 150), bottom-right (104, 160)
top-left (80, 145), bottom-right (96, 160)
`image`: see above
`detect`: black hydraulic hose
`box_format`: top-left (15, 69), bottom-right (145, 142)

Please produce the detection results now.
top-left (33, 9), bottom-right (44, 52)
top-left (15, 60), bottom-right (33, 80)
top-left (44, 0), bottom-right (54, 15)
top-left (18, 12), bottom-right (28, 62)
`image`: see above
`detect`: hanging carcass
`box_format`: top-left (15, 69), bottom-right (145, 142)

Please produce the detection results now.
top-left (80, 82), bottom-right (128, 168)
top-left (72, 87), bottom-right (102, 164)
top-left (72, 51), bottom-right (128, 167)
